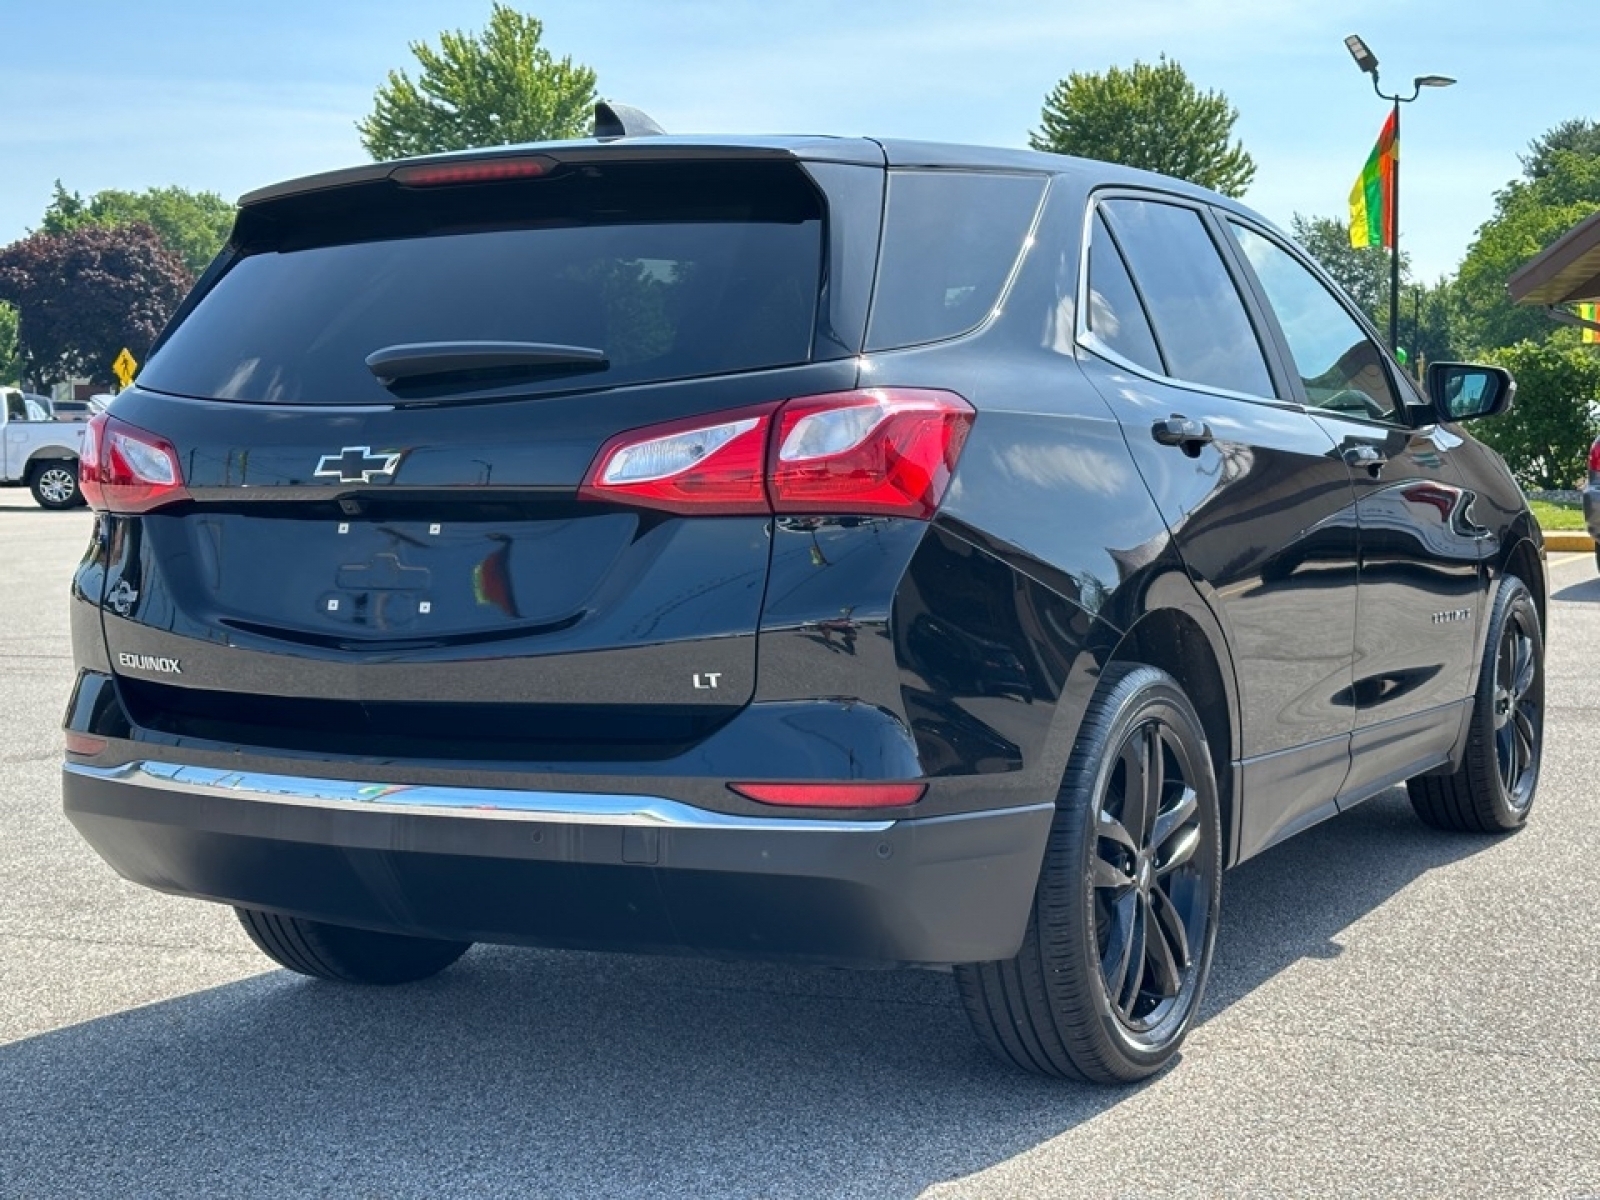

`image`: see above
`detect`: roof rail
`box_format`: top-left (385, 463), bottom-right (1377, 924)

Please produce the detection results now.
top-left (594, 101), bottom-right (666, 140)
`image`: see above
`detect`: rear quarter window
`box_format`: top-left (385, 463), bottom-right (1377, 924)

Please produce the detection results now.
top-left (865, 171), bottom-right (1048, 351)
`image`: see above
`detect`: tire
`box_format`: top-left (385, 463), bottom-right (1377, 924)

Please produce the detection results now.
top-left (29, 460), bottom-right (82, 509)
top-left (235, 907), bottom-right (471, 984)
top-left (955, 664), bottom-right (1222, 1082)
top-left (1408, 574), bottom-right (1544, 833)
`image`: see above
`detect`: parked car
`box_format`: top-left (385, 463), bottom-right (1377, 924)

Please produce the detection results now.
top-left (1, 386), bottom-right (85, 507)
top-left (61, 124), bottom-right (1545, 1083)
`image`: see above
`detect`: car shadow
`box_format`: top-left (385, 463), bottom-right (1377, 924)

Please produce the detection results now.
top-left (1552, 575), bottom-right (1600, 603)
top-left (0, 789), bottom-right (1492, 1198)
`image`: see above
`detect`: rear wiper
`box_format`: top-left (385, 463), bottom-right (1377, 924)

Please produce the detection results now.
top-left (365, 341), bottom-right (608, 385)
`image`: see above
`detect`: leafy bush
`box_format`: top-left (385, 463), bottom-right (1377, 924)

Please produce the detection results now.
top-left (1474, 340), bottom-right (1600, 489)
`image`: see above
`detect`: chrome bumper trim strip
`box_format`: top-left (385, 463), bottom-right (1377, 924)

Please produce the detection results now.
top-left (65, 761), bottom-right (900, 832)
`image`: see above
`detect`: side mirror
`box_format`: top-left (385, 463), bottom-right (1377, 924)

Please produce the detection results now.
top-left (1426, 362), bottom-right (1516, 422)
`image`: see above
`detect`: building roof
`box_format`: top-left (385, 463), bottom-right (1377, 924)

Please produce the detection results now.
top-left (1506, 208), bottom-right (1600, 306)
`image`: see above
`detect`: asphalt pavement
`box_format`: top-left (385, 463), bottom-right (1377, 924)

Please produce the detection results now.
top-left (1, 488), bottom-right (1597, 1199)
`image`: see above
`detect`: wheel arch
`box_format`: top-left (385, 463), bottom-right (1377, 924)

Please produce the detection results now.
top-left (1107, 582), bottom-right (1242, 866)
top-left (25, 447), bottom-right (80, 471)
top-left (1499, 534), bottom-right (1546, 630)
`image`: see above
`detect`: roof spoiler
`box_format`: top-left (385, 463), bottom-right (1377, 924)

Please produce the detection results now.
top-left (594, 101), bottom-right (666, 140)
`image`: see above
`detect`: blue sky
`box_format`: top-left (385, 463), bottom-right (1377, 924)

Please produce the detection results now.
top-left (0, 1), bottom-right (1588, 281)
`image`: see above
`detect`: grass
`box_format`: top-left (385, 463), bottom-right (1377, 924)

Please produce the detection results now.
top-left (1528, 498), bottom-right (1588, 531)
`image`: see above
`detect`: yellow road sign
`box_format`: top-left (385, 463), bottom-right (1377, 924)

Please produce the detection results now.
top-left (112, 348), bottom-right (138, 389)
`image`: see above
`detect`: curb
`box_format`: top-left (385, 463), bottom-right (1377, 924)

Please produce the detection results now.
top-left (1542, 531), bottom-right (1595, 553)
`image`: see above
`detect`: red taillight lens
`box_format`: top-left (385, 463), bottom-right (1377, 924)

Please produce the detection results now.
top-left (1589, 438), bottom-right (1600, 475)
top-left (579, 389), bottom-right (974, 519)
top-left (578, 403), bottom-right (778, 515)
top-left (80, 412), bottom-right (189, 513)
top-left (728, 781), bottom-right (926, 809)
top-left (770, 389), bottom-right (974, 518)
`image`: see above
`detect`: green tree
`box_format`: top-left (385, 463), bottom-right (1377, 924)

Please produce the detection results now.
top-left (0, 302), bottom-right (21, 384)
top-left (1029, 57), bottom-right (1255, 197)
top-left (1473, 340), bottom-right (1600, 489)
top-left (1291, 212), bottom-right (1407, 326)
top-left (0, 224), bottom-right (192, 387)
top-left (40, 182), bottom-right (234, 276)
top-left (1520, 118), bottom-right (1600, 180)
top-left (1453, 128), bottom-right (1600, 354)
top-left (358, 4), bottom-right (597, 160)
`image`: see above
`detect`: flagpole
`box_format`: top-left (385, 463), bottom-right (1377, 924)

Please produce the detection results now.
top-left (1389, 94), bottom-right (1400, 356)
top-left (1342, 36), bottom-right (1454, 361)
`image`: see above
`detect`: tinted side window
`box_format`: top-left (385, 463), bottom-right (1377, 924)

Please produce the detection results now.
top-left (1086, 213), bottom-right (1164, 374)
top-left (866, 171), bottom-right (1048, 351)
top-left (1101, 198), bottom-right (1274, 398)
top-left (1229, 223), bottom-right (1401, 421)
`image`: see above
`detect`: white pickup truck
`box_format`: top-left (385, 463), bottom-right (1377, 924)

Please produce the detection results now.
top-left (1, 387), bottom-right (86, 509)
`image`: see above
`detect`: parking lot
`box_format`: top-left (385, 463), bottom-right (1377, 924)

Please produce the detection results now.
top-left (1, 487), bottom-right (1597, 1199)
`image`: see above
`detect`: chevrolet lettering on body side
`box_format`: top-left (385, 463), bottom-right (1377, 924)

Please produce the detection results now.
top-left (118, 653), bottom-right (183, 675)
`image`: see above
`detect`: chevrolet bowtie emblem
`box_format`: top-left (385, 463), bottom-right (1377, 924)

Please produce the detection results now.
top-left (315, 446), bottom-right (402, 484)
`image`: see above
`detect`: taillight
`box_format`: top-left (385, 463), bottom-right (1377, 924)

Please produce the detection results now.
top-left (1589, 438), bottom-right (1600, 475)
top-left (80, 412), bottom-right (189, 513)
top-left (579, 389), bottom-right (974, 519)
top-left (770, 390), bottom-right (973, 518)
top-left (728, 781), bottom-right (926, 809)
top-left (579, 403), bottom-right (776, 515)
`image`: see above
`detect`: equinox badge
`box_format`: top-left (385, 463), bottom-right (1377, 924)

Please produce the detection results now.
top-left (118, 652), bottom-right (182, 676)
top-left (315, 446), bottom-right (402, 484)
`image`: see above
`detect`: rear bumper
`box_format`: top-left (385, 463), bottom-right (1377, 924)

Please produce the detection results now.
top-left (63, 761), bottom-right (1053, 967)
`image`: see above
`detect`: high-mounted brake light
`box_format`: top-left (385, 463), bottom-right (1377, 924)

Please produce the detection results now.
top-left (578, 389), bottom-right (974, 519)
top-left (389, 156), bottom-right (556, 187)
top-left (80, 412), bottom-right (190, 514)
top-left (728, 781), bottom-right (927, 809)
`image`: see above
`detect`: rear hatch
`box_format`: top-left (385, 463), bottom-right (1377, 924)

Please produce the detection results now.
top-left (94, 147), bottom-right (879, 761)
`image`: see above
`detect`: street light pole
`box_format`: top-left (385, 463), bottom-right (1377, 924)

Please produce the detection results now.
top-left (1343, 35), bottom-right (1454, 357)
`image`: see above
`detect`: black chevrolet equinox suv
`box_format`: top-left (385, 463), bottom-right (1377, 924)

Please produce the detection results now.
top-left (62, 124), bottom-right (1544, 1083)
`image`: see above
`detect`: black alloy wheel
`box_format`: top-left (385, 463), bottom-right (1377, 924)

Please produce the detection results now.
top-left (1409, 574), bottom-right (1544, 833)
top-left (1093, 712), bottom-right (1211, 1036)
top-left (956, 664), bottom-right (1221, 1082)
top-left (1490, 600), bottom-right (1541, 814)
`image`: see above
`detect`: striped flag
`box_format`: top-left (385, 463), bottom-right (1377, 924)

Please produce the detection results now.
top-left (1349, 110), bottom-right (1398, 249)
top-left (1579, 302), bottom-right (1599, 345)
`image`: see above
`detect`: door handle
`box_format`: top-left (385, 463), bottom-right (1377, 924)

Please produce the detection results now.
top-left (1151, 415), bottom-right (1214, 457)
top-left (1341, 443), bottom-right (1388, 476)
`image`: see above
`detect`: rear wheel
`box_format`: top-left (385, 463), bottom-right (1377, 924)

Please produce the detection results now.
top-left (956, 664), bottom-right (1221, 1082)
top-left (235, 907), bottom-right (471, 984)
top-left (29, 460), bottom-right (81, 509)
top-left (1408, 574), bottom-right (1543, 833)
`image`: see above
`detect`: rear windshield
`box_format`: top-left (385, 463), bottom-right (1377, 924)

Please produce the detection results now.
top-left (139, 161), bottom-right (825, 405)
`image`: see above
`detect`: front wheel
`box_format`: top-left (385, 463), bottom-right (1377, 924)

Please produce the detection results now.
top-left (1408, 574), bottom-right (1544, 833)
top-left (956, 663), bottom-right (1222, 1082)
top-left (29, 460), bottom-right (82, 509)
top-left (235, 908), bottom-right (471, 984)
